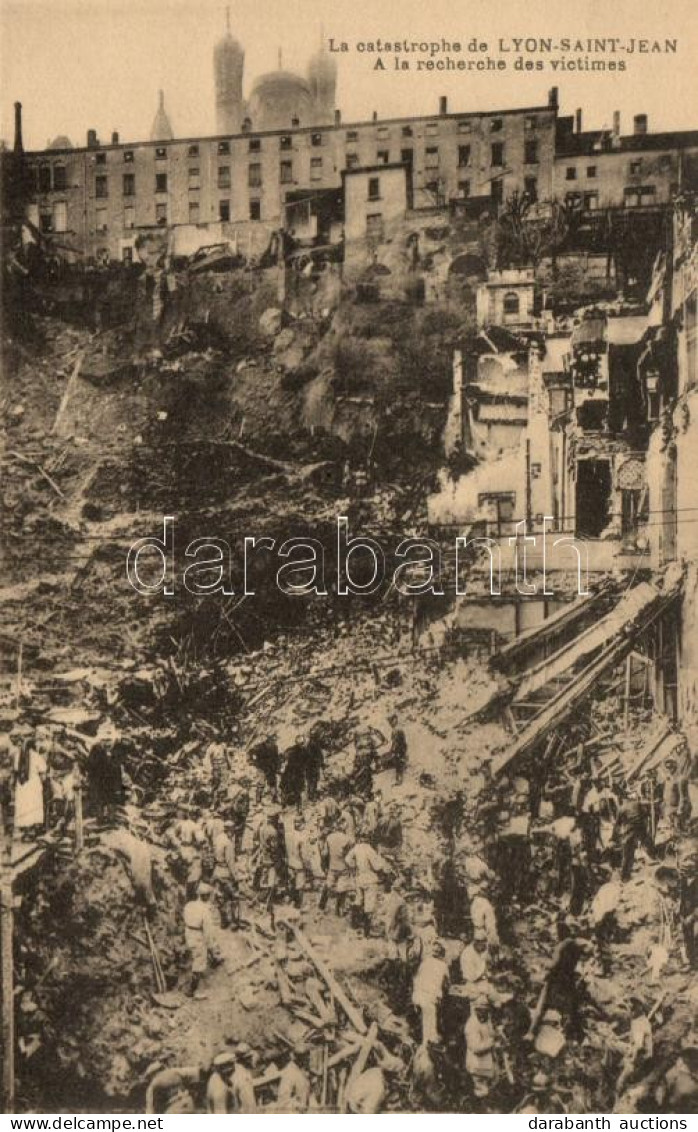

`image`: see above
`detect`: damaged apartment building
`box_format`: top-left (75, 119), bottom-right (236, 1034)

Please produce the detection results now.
top-left (431, 188), bottom-right (698, 747)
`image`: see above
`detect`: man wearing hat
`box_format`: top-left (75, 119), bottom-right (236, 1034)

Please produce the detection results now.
top-left (206, 1052), bottom-right (235, 1113)
top-left (459, 928), bottom-right (491, 987)
top-left (211, 819), bottom-right (240, 929)
top-left (469, 885), bottom-right (499, 951)
top-left (12, 727), bottom-right (47, 836)
top-left (229, 1043), bottom-right (257, 1113)
top-left (345, 833), bottom-right (390, 937)
top-left (284, 814), bottom-right (312, 908)
top-left (276, 1045), bottom-right (311, 1112)
top-left (255, 809), bottom-right (285, 925)
top-left (319, 815), bottom-right (354, 915)
top-left (412, 938), bottom-right (450, 1046)
top-left (226, 776), bottom-right (251, 854)
top-left (145, 1063), bottom-right (205, 1114)
top-left (183, 881), bottom-right (222, 996)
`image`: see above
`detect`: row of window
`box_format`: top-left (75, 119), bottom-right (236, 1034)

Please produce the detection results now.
top-left (93, 157), bottom-right (330, 199)
top-left (41, 168), bottom-right (542, 236)
top-left (565, 155), bottom-right (674, 181)
top-left (89, 197), bottom-right (263, 232)
top-left (89, 140), bottom-right (538, 198)
top-left (46, 116), bottom-right (547, 179)
top-left (564, 185), bottom-right (662, 209)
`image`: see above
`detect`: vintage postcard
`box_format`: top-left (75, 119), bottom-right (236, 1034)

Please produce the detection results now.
top-left (1, 0), bottom-right (697, 1117)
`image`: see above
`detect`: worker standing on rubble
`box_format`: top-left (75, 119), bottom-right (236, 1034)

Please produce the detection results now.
top-left (525, 923), bottom-right (589, 1043)
top-left (145, 1064), bottom-right (205, 1114)
top-left (211, 820), bottom-right (239, 928)
top-left (229, 1043), bottom-right (257, 1113)
top-left (350, 733), bottom-right (377, 800)
top-left (279, 734), bottom-right (312, 811)
top-left (183, 882), bottom-right (222, 996)
top-left (345, 832), bottom-right (390, 936)
top-left (186, 824), bottom-right (215, 897)
top-left (459, 927), bottom-right (491, 988)
top-left (464, 996), bottom-right (498, 1099)
top-left (385, 713), bottom-right (408, 785)
top-left (167, 814), bottom-right (204, 887)
top-left (363, 790), bottom-right (383, 839)
top-left (12, 729), bottom-right (47, 836)
top-left (256, 809), bottom-right (285, 924)
top-left (226, 776), bottom-right (251, 853)
top-left (319, 795), bottom-right (340, 829)
top-left (248, 735), bottom-right (280, 802)
top-left (204, 740), bottom-right (230, 806)
top-left (614, 790), bottom-right (656, 880)
top-left (84, 737), bottom-right (119, 824)
top-left (469, 885), bottom-right (499, 951)
top-left (412, 938), bottom-right (450, 1046)
top-left (206, 1052), bottom-right (235, 1113)
top-left (676, 822), bottom-right (698, 969)
top-left (276, 1046), bottom-right (311, 1112)
top-left (319, 815), bottom-right (354, 915)
top-left (284, 815), bottom-right (312, 907)
top-left (305, 723), bottom-right (325, 801)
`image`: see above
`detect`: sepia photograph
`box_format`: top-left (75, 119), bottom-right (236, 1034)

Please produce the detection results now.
top-left (1, 0), bottom-right (697, 1118)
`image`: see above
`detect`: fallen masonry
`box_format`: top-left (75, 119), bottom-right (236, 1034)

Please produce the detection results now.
top-left (1, 180), bottom-right (698, 1117)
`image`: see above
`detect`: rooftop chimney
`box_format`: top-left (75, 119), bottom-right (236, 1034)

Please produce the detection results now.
top-left (439, 95), bottom-right (448, 116)
top-left (372, 110), bottom-right (378, 122)
top-left (87, 128), bottom-right (98, 148)
top-left (575, 108), bottom-right (582, 134)
top-left (634, 114), bottom-right (648, 136)
top-left (111, 130), bottom-right (119, 145)
top-left (13, 101), bottom-right (23, 153)
top-left (548, 86), bottom-right (559, 108)
top-left (291, 115), bottom-right (299, 127)
top-left (334, 108), bottom-right (341, 126)
top-left (612, 110), bottom-right (621, 136)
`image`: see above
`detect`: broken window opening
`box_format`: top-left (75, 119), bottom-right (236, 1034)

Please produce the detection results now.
top-left (575, 459), bottom-right (612, 538)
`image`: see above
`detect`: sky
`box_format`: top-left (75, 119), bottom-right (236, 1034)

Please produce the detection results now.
top-left (1, 0), bottom-right (697, 151)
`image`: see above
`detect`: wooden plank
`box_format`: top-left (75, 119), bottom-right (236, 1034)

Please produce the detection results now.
top-left (277, 919), bottom-right (367, 1035)
top-left (340, 1021), bottom-right (378, 1113)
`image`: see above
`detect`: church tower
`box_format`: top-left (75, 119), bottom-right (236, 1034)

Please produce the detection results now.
top-left (307, 29), bottom-right (337, 125)
top-left (214, 7), bottom-right (245, 134)
top-left (150, 89), bottom-right (174, 141)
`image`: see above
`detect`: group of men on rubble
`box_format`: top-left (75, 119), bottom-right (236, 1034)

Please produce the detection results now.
top-left (12, 691), bottom-right (696, 1113)
top-left (141, 702), bottom-right (698, 1112)
top-left (165, 717), bottom-right (409, 995)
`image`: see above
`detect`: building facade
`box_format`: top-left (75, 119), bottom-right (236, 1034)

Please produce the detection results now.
top-left (18, 89), bottom-right (698, 265)
top-left (21, 94), bottom-right (558, 261)
top-left (554, 111), bottom-right (698, 210)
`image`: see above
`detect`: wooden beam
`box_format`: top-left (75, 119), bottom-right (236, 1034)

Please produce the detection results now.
top-left (277, 919), bottom-right (367, 1035)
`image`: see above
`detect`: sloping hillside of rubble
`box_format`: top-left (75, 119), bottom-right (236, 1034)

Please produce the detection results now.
top-left (3, 248), bottom-right (698, 1116)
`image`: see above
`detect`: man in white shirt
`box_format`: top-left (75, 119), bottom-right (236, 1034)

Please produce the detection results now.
top-left (345, 836), bottom-right (390, 937)
top-left (459, 927), bottom-right (490, 987)
top-left (412, 939), bottom-right (449, 1046)
top-left (183, 882), bottom-right (222, 996)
